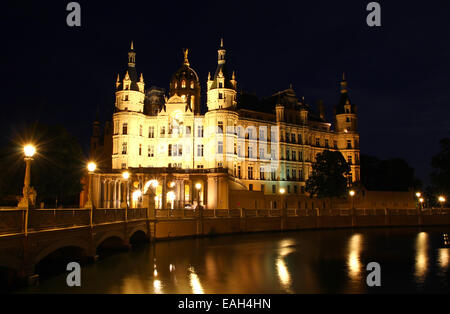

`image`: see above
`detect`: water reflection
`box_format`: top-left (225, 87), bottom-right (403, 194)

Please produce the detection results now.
top-left (438, 248), bottom-right (449, 270)
top-left (16, 227), bottom-right (450, 294)
top-left (189, 266), bottom-right (204, 294)
top-left (414, 232), bottom-right (429, 284)
top-left (347, 234), bottom-right (363, 281)
top-left (276, 239), bottom-right (295, 293)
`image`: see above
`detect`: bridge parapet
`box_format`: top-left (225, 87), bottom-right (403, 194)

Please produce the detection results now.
top-left (28, 209), bottom-right (90, 231)
top-left (0, 209), bottom-right (25, 234)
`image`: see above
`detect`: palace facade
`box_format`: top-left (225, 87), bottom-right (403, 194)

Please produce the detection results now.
top-left (86, 40), bottom-right (361, 210)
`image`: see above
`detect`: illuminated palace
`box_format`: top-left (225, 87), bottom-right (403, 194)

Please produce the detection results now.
top-left (85, 40), bottom-right (360, 210)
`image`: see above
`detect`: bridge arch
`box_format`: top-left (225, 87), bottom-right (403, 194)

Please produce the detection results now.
top-left (34, 238), bottom-right (90, 265)
top-left (95, 231), bottom-right (126, 249)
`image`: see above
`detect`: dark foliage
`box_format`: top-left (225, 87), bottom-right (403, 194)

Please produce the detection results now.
top-left (305, 150), bottom-right (350, 199)
top-left (0, 123), bottom-right (86, 207)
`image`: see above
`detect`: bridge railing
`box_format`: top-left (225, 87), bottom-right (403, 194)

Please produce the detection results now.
top-left (0, 209), bottom-right (25, 234)
top-left (28, 208), bottom-right (91, 231)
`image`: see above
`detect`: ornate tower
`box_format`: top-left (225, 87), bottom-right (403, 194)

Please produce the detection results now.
top-left (206, 39), bottom-right (237, 111)
top-left (169, 49), bottom-right (201, 114)
top-left (114, 42), bottom-right (145, 113)
top-left (335, 73), bottom-right (360, 183)
top-left (112, 42), bottom-right (146, 170)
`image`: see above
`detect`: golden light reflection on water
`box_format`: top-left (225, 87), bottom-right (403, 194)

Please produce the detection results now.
top-left (188, 266), bottom-right (204, 294)
top-left (347, 234), bottom-right (363, 281)
top-left (414, 232), bottom-right (429, 283)
top-left (438, 248), bottom-right (449, 270)
top-left (276, 239), bottom-right (295, 293)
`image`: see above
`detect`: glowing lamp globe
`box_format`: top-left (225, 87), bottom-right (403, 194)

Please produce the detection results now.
top-left (195, 183), bottom-right (202, 190)
top-left (122, 171), bottom-right (130, 180)
top-left (279, 188), bottom-right (286, 194)
top-left (24, 145), bottom-right (36, 158)
top-left (87, 162), bottom-right (96, 172)
top-left (349, 190), bottom-right (355, 197)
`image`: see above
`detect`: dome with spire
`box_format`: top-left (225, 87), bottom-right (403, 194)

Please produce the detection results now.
top-left (169, 49), bottom-right (201, 114)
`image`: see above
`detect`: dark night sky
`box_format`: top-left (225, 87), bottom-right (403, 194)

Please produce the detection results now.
top-left (1, 1), bottom-right (450, 185)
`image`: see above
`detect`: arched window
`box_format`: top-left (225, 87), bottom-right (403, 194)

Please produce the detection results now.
top-left (190, 81), bottom-right (194, 89)
top-left (181, 80), bottom-right (186, 88)
top-left (174, 82), bottom-right (178, 89)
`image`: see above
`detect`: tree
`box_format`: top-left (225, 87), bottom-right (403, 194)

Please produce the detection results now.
top-left (360, 154), bottom-right (421, 191)
top-left (430, 138), bottom-right (450, 204)
top-left (0, 123), bottom-right (85, 207)
top-left (305, 150), bottom-right (350, 207)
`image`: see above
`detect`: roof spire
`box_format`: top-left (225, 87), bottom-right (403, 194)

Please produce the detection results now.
top-left (131, 41), bottom-right (134, 50)
top-left (220, 38), bottom-right (224, 48)
top-left (340, 72), bottom-right (348, 94)
top-left (183, 48), bottom-right (190, 66)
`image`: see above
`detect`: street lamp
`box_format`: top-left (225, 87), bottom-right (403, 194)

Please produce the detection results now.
top-left (84, 162), bottom-right (96, 209)
top-left (279, 187), bottom-right (286, 209)
top-left (419, 197), bottom-right (424, 210)
top-left (18, 144), bottom-right (37, 236)
top-left (122, 171), bottom-right (130, 220)
top-left (195, 182), bottom-right (202, 207)
top-left (18, 144), bottom-right (37, 209)
top-left (349, 189), bottom-right (356, 212)
top-left (416, 192), bottom-right (421, 198)
top-left (438, 196), bottom-right (446, 209)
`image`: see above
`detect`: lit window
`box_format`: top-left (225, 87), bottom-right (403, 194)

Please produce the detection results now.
top-left (190, 81), bottom-right (194, 89)
top-left (122, 123), bottom-right (128, 135)
top-left (182, 80), bottom-right (186, 88)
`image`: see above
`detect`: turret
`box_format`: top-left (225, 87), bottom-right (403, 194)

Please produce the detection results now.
top-left (335, 73), bottom-right (357, 133)
top-left (115, 41), bottom-right (145, 113)
top-left (206, 38), bottom-right (237, 111)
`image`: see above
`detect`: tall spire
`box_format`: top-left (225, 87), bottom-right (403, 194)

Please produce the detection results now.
top-left (340, 72), bottom-right (348, 94)
top-left (128, 41), bottom-right (136, 67)
top-left (183, 48), bottom-right (190, 66)
top-left (218, 38), bottom-right (226, 64)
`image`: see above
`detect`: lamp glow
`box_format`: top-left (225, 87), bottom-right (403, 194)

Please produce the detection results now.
top-left (132, 190), bottom-right (142, 201)
top-left (349, 190), bottom-right (355, 197)
top-left (24, 145), bottom-right (36, 157)
top-left (122, 171), bottom-right (130, 180)
top-left (439, 196), bottom-right (446, 203)
top-left (87, 162), bottom-right (96, 172)
top-left (279, 188), bottom-right (286, 194)
top-left (416, 192), bottom-right (421, 198)
top-left (195, 183), bottom-right (202, 190)
top-left (419, 198), bottom-right (424, 203)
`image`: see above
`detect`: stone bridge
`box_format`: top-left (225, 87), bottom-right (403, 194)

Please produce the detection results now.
top-left (0, 207), bottom-right (151, 287)
top-left (1, 206), bottom-right (450, 289)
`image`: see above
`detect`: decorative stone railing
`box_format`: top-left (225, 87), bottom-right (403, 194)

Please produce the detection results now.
top-left (1, 207), bottom-right (449, 235)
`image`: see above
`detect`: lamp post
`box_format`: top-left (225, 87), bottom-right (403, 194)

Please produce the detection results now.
top-left (349, 190), bottom-right (356, 211)
top-left (84, 162), bottom-right (96, 209)
top-left (85, 162), bottom-right (96, 227)
top-left (349, 189), bottom-right (356, 226)
top-left (18, 144), bottom-right (36, 236)
top-left (122, 171), bottom-right (130, 221)
top-left (195, 182), bottom-right (202, 209)
top-left (419, 197), bottom-right (424, 211)
top-left (279, 187), bottom-right (286, 230)
top-left (438, 196), bottom-right (446, 210)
